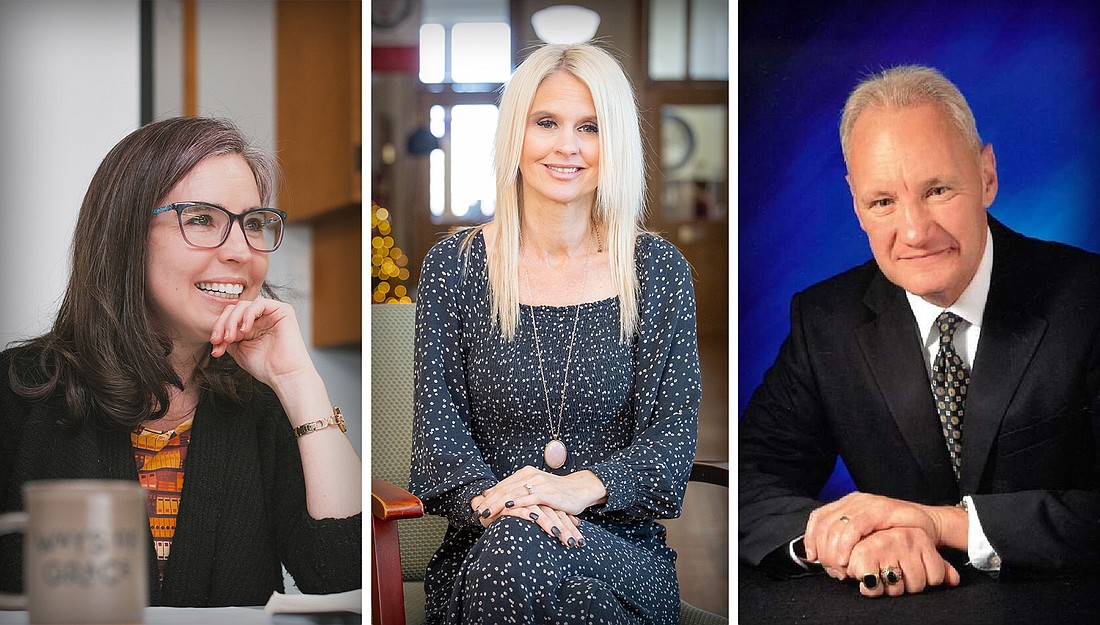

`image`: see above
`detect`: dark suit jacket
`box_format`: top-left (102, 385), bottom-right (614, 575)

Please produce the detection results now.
top-left (739, 218), bottom-right (1100, 576)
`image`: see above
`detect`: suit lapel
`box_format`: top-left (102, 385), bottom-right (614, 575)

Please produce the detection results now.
top-left (857, 272), bottom-right (959, 494)
top-left (959, 222), bottom-right (1046, 494)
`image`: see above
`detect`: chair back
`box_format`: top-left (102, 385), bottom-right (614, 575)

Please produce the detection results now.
top-left (371, 303), bottom-right (449, 583)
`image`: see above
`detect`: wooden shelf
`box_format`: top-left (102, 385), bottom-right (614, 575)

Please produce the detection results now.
top-left (276, 0), bottom-right (361, 219)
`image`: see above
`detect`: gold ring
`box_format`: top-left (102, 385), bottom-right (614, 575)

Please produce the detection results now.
top-left (524, 483), bottom-right (535, 495)
top-left (880, 565), bottom-right (903, 586)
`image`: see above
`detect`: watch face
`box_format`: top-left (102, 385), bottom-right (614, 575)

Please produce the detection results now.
top-left (372, 0), bottom-right (413, 29)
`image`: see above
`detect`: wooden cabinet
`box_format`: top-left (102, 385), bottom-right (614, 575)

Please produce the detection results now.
top-left (275, 0), bottom-right (362, 346)
top-left (312, 205), bottom-right (362, 347)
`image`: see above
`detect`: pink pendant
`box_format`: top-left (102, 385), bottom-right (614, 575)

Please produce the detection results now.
top-left (543, 438), bottom-right (568, 469)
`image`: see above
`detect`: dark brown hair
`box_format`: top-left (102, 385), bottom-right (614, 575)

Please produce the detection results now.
top-left (8, 117), bottom-right (280, 429)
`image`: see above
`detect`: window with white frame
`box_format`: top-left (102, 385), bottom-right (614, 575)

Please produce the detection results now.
top-left (420, 0), bottom-right (510, 223)
top-left (649, 0), bottom-right (729, 80)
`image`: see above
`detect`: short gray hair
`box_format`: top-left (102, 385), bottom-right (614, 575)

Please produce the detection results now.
top-left (839, 65), bottom-right (982, 165)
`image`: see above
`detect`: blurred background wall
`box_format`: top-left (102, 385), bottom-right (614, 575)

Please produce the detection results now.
top-left (0, 0), bottom-right (139, 347)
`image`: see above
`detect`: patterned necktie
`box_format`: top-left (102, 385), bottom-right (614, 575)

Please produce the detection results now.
top-left (931, 311), bottom-right (969, 480)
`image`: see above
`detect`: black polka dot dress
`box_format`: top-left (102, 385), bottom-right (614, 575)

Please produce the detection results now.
top-left (410, 230), bottom-right (701, 624)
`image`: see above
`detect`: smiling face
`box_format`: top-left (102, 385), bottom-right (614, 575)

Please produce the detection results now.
top-left (847, 103), bottom-right (998, 308)
top-left (146, 153), bottom-right (268, 350)
top-left (519, 71), bottom-right (600, 212)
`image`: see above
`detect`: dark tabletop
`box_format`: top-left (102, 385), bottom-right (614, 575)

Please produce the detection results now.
top-left (739, 563), bottom-right (1100, 624)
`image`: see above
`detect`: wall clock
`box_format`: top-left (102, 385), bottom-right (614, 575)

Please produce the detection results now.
top-left (372, 0), bottom-right (414, 30)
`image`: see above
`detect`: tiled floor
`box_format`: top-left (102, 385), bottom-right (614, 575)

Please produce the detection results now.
top-left (661, 336), bottom-right (729, 616)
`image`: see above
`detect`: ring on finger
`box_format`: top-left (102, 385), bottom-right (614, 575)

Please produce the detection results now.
top-left (524, 483), bottom-right (535, 495)
top-left (880, 565), bottom-right (903, 586)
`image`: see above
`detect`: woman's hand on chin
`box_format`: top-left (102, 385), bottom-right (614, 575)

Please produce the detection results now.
top-left (209, 297), bottom-right (315, 388)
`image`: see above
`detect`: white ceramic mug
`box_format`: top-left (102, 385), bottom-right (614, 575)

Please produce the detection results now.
top-left (0, 480), bottom-right (148, 624)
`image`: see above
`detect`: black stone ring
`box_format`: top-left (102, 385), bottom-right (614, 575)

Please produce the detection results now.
top-left (881, 565), bottom-right (903, 586)
top-left (862, 573), bottom-right (879, 590)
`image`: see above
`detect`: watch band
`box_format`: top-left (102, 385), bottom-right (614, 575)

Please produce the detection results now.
top-left (293, 406), bottom-right (347, 438)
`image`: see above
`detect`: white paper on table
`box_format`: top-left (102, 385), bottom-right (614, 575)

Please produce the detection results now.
top-left (264, 589), bottom-right (362, 615)
top-left (2, 607), bottom-right (272, 625)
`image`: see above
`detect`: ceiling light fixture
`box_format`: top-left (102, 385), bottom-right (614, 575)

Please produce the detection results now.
top-left (531, 5), bottom-right (600, 44)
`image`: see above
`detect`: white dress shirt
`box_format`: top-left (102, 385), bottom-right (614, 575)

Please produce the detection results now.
top-left (905, 226), bottom-right (1000, 572)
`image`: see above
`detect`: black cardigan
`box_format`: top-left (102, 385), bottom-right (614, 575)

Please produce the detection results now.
top-left (0, 349), bottom-right (361, 606)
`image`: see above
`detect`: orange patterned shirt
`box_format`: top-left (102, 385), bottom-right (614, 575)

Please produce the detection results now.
top-left (131, 418), bottom-right (193, 575)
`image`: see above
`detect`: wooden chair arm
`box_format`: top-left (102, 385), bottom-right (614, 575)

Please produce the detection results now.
top-left (371, 479), bottom-right (423, 625)
top-left (689, 461), bottom-right (729, 488)
top-left (372, 478), bottom-right (425, 521)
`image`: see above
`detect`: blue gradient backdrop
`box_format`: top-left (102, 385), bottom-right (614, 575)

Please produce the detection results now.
top-left (738, 0), bottom-right (1100, 500)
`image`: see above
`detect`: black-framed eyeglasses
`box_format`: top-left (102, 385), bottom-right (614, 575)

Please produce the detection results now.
top-left (152, 202), bottom-right (287, 252)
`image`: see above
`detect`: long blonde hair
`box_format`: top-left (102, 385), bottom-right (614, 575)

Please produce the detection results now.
top-left (465, 43), bottom-right (645, 342)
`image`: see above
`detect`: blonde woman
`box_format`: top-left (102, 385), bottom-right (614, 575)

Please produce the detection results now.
top-left (411, 44), bottom-right (701, 624)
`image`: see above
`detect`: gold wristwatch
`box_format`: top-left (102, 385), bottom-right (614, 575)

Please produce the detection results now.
top-left (293, 407), bottom-right (347, 438)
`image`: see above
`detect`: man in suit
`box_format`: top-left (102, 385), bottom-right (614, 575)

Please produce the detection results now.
top-left (739, 65), bottom-right (1100, 598)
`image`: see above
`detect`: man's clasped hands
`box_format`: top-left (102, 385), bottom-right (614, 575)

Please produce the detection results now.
top-left (803, 492), bottom-right (970, 597)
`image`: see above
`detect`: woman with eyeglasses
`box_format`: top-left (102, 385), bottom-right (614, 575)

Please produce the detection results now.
top-left (0, 117), bottom-right (361, 606)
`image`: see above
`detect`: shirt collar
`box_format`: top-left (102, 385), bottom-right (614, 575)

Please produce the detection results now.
top-left (906, 226), bottom-right (993, 348)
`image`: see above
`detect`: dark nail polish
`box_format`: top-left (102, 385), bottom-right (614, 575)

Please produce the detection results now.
top-left (567, 537), bottom-right (576, 547)
top-left (529, 512), bottom-right (539, 521)
top-left (482, 509), bottom-right (491, 518)
top-left (551, 526), bottom-right (561, 537)
top-left (862, 573), bottom-right (879, 590)
top-left (577, 538), bottom-right (585, 547)
top-left (505, 500), bottom-right (515, 508)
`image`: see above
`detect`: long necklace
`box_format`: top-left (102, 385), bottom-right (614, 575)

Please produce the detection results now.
top-left (522, 226), bottom-right (602, 469)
